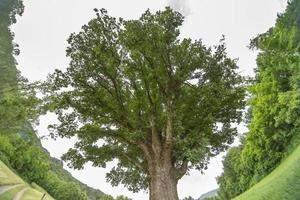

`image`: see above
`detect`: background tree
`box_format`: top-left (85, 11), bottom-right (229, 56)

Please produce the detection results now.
top-left (217, 1), bottom-right (300, 199)
top-left (44, 7), bottom-right (245, 200)
top-left (182, 196), bottom-right (195, 200)
top-left (217, 146), bottom-right (243, 199)
top-left (99, 194), bottom-right (114, 200)
top-left (115, 195), bottom-right (132, 200)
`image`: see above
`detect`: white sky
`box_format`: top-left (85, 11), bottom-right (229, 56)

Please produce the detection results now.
top-left (11, 0), bottom-right (287, 199)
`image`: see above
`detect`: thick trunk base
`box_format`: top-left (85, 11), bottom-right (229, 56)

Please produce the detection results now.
top-left (149, 167), bottom-right (179, 200)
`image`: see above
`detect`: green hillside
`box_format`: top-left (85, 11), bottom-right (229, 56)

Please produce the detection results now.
top-left (0, 160), bottom-right (55, 200)
top-left (198, 189), bottom-right (218, 200)
top-left (234, 143), bottom-right (300, 200)
top-left (0, 0), bottom-right (104, 199)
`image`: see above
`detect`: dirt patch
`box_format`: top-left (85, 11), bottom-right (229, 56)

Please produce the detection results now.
top-left (13, 187), bottom-right (28, 200)
top-left (0, 184), bottom-right (21, 195)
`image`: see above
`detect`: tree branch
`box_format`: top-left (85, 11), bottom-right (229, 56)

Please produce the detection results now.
top-left (174, 160), bottom-right (188, 180)
top-left (163, 107), bottom-right (173, 159)
top-left (150, 117), bottom-right (162, 158)
top-left (138, 142), bottom-right (152, 163)
top-left (117, 150), bottom-right (146, 173)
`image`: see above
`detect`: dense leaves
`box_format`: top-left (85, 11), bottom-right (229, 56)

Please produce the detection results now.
top-left (43, 7), bottom-right (245, 195)
top-left (218, 1), bottom-right (300, 199)
top-left (0, 0), bottom-right (34, 136)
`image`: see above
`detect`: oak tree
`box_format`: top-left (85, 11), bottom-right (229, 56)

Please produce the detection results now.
top-left (44, 8), bottom-right (245, 200)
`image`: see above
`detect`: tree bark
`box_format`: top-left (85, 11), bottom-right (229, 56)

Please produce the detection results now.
top-left (149, 163), bottom-right (179, 200)
top-left (147, 108), bottom-right (181, 200)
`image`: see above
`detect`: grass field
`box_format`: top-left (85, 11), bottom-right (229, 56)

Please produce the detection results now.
top-left (31, 183), bottom-right (55, 200)
top-left (0, 160), bottom-right (55, 200)
top-left (0, 160), bottom-right (24, 186)
top-left (234, 144), bottom-right (300, 200)
top-left (22, 188), bottom-right (55, 200)
top-left (0, 185), bottom-right (25, 200)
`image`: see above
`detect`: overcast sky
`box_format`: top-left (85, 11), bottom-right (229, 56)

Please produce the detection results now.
top-left (12, 0), bottom-right (287, 199)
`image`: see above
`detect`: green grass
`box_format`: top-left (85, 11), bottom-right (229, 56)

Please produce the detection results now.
top-left (21, 189), bottom-right (42, 200)
top-left (0, 160), bottom-right (24, 186)
top-left (0, 185), bottom-right (25, 200)
top-left (234, 144), bottom-right (300, 200)
top-left (31, 183), bottom-right (55, 200)
top-left (22, 188), bottom-right (55, 200)
top-left (0, 160), bottom-right (55, 200)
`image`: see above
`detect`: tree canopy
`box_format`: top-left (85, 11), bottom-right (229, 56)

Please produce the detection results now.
top-left (44, 7), bottom-right (245, 199)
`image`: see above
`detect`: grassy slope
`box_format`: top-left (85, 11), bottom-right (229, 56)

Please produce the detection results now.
top-left (22, 188), bottom-right (55, 200)
top-left (0, 160), bottom-right (55, 200)
top-left (49, 156), bottom-right (104, 199)
top-left (0, 185), bottom-right (26, 200)
top-left (0, 160), bottom-right (24, 185)
top-left (234, 144), bottom-right (300, 200)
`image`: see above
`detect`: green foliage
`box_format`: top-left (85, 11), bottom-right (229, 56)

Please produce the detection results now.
top-left (0, 135), bottom-right (48, 183)
top-left (99, 194), bottom-right (115, 200)
top-left (115, 195), bottom-right (131, 200)
top-left (0, 0), bottom-right (103, 199)
top-left (10, 138), bottom-right (50, 183)
top-left (0, 0), bottom-right (24, 25)
top-left (55, 181), bottom-right (88, 200)
top-left (182, 196), bottom-right (195, 200)
top-left (39, 170), bottom-right (88, 200)
top-left (0, 134), bottom-right (89, 199)
top-left (49, 157), bottom-right (104, 200)
top-left (218, 1), bottom-right (300, 199)
top-left (0, 0), bottom-right (39, 137)
top-left (0, 135), bottom-right (14, 164)
top-left (217, 147), bottom-right (243, 199)
top-left (203, 197), bottom-right (219, 200)
top-left (0, 0), bottom-right (24, 92)
top-left (43, 7), bottom-right (245, 192)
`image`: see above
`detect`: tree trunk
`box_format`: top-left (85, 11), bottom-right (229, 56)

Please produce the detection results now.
top-left (149, 164), bottom-right (179, 200)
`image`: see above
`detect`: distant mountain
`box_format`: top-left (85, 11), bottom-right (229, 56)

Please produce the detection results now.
top-left (198, 189), bottom-right (218, 200)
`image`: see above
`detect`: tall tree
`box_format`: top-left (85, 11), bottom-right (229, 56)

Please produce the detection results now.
top-left (0, 0), bottom-right (41, 138)
top-left (44, 8), bottom-right (245, 200)
top-left (217, 1), bottom-right (300, 199)
top-left (0, 0), bottom-right (24, 91)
